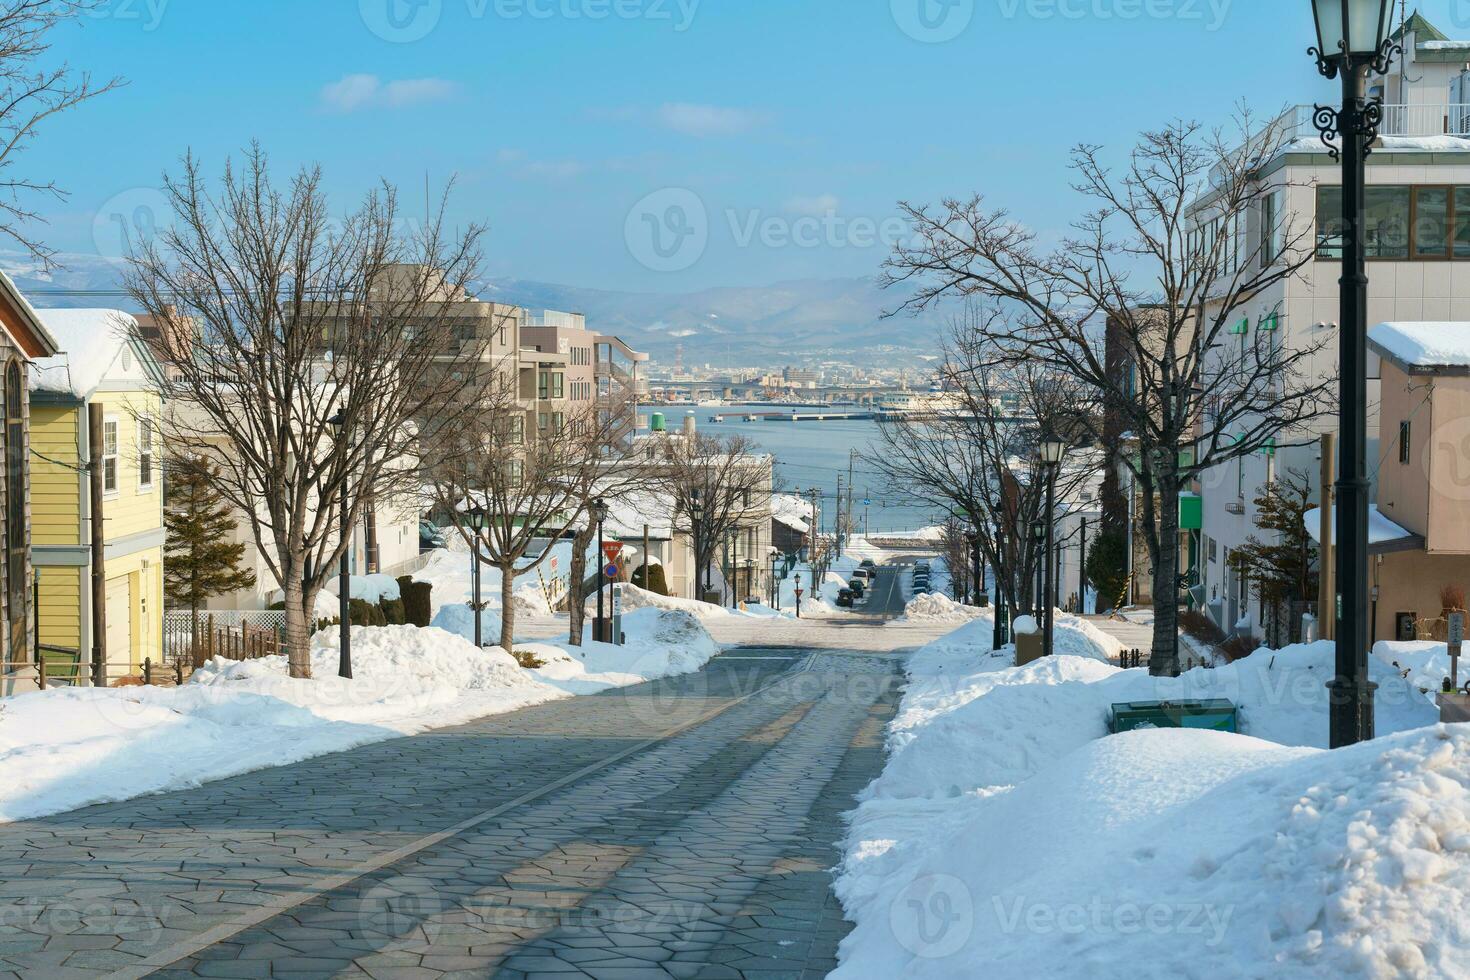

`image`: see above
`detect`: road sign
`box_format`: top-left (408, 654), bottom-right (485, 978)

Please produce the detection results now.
top-left (602, 542), bottom-right (624, 563)
top-left (604, 563), bottom-right (620, 580)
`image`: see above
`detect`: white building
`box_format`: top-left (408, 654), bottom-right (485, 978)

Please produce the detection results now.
top-left (1196, 11), bottom-right (1470, 638)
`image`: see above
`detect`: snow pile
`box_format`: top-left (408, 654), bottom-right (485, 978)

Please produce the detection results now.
top-left (592, 582), bottom-right (732, 620)
top-left (837, 726), bottom-right (1470, 979)
top-left (894, 591), bottom-right (985, 624)
top-left (325, 573), bottom-right (402, 603)
top-left (835, 630), bottom-right (1447, 978)
top-left (0, 610), bottom-right (719, 824)
top-left (1375, 639), bottom-right (1460, 697)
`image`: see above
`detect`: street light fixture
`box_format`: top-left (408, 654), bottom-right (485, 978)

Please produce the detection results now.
top-left (467, 502), bottom-right (488, 648)
top-left (327, 408), bottom-right (352, 680)
top-left (590, 497), bottom-right (609, 642)
top-left (1309, 0), bottom-right (1397, 748)
top-left (1039, 434), bottom-right (1066, 659)
top-left (993, 526), bottom-right (1008, 650)
top-left (690, 490), bottom-right (704, 601)
top-left (744, 557), bottom-right (755, 606)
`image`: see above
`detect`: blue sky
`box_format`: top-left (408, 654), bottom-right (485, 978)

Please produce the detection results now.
top-left (30, 0), bottom-right (1470, 293)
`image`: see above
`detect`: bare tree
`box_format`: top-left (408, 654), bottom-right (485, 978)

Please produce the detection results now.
top-left (870, 318), bottom-right (1099, 624)
top-left (127, 147), bottom-right (488, 677)
top-left (0, 1), bottom-right (120, 265)
top-left (661, 432), bottom-right (770, 602)
top-left (427, 376), bottom-right (635, 653)
top-left (883, 117), bottom-right (1334, 675)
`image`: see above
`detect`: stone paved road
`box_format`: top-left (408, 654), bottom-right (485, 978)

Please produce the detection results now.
top-left (0, 647), bottom-right (908, 979)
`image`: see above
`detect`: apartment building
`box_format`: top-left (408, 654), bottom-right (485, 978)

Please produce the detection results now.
top-left (1196, 11), bottom-right (1470, 638)
top-left (520, 309), bottom-right (648, 446)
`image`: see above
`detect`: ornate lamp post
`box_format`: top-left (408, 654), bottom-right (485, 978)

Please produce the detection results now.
top-left (327, 408), bottom-right (352, 679)
top-left (467, 503), bottom-right (488, 648)
top-left (1040, 434), bottom-right (1067, 660)
top-left (769, 548), bottom-right (780, 610)
top-left (1309, 0), bottom-right (1396, 748)
top-left (590, 497), bottom-right (609, 642)
top-left (794, 572), bottom-right (804, 619)
top-left (690, 490), bottom-right (704, 601)
top-left (993, 525), bottom-right (1008, 651)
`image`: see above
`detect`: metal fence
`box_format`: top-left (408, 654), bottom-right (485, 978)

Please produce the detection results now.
top-left (163, 611), bottom-right (286, 668)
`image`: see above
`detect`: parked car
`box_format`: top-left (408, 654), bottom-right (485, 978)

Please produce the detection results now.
top-left (836, 588), bottom-right (855, 608)
top-left (860, 559), bottom-right (877, 570)
top-left (850, 568), bottom-right (871, 584)
top-left (419, 521), bottom-right (446, 553)
top-left (848, 579), bottom-right (866, 598)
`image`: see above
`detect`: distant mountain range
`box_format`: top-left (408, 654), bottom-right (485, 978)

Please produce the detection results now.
top-left (2, 251), bottom-right (949, 369)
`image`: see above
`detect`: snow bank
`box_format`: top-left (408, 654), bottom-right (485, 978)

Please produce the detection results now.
top-left (1375, 639), bottom-right (1460, 697)
top-left (838, 726), bottom-right (1470, 979)
top-left (835, 632), bottom-right (1446, 978)
top-left (0, 610), bottom-right (718, 824)
top-left (592, 582), bottom-right (732, 620)
top-left (893, 591), bottom-right (986, 624)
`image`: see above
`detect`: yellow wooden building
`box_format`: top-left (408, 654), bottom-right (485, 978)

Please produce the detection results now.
top-left (30, 309), bottom-right (164, 681)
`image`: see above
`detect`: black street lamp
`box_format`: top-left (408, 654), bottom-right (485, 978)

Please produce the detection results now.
top-left (1032, 521), bottom-right (1046, 621)
top-left (794, 572), bottom-right (803, 618)
top-left (770, 549), bottom-right (780, 610)
top-left (993, 526), bottom-right (1008, 651)
top-left (327, 408), bottom-right (352, 680)
top-left (590, 497), bottom-right (609, 643)
top-left (1309, 0), bottom-right (1396, 748)
top-left (1040, 434), bottom-right (1066, 659)
top-left (744, 558), bottom-right (755, 606)
top-left (690, 490), bottom-right (704, 601)
top-left (467, 503), bottom-right (488, 648)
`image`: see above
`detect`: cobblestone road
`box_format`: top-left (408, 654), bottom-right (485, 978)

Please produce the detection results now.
top-left (0, 647), bottom-right (908, 979)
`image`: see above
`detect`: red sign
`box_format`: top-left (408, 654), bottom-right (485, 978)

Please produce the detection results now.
top-left (602, 542), bottom-right (625, 563)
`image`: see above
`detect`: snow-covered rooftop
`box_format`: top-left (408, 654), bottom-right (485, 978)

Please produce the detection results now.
top-left (1367, 321), bottom-right (1470, 370)
top-left (30, 308), bottom-right (139, 398)
top-left (1304, 505), bottom-right (1420, 551)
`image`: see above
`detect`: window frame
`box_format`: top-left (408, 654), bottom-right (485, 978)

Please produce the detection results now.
top-left (102, 415), bottom-right (120, 496)
top-left (1400, 420), bottom-right (1412, 465)
top-left (136, 415), bottom-right (155, 492)
top-left (1317, 183), bottom-right (1470, 261)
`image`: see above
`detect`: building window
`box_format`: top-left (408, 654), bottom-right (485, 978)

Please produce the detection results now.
top-left (552, 411), bottom-right (565, 433)
top-left (1316, 184), bottom-right (1470, 260)
top-left (510, 414), bottom-right (524, 445)
top-left (538, 371), bottom-right (549, 400)
top-left (551, 372), bottom-right (564, 399)
top-left (538, 412), bottom-right (549, 431)
top-left (1261, 190), bottom-right (1280, 267)
top-left (1400, 421), bottom-right (1411, 465)
top-left (137, 417), bottom-right (155, 491)
top-left (103, 417), bottom-right (119, 494)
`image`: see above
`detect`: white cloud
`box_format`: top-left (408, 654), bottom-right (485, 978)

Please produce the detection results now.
top-left (320, 74), bottom-right (460, 113)
top-left (495, 148), bottom-right (587, 181)
top-left (784, 194), bottom-right (841, 216)
top-left (655, 103), bottom-right (768, 137)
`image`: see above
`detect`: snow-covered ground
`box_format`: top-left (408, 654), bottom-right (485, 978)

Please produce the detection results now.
top-left (891, 591), bottom-right (986, 625)
top-left (835, 628), bottom-right (1447, 978)
top-left (1375, 639), bottom-right (1463, 697)
top-left (0, 608), bottom-right (716, 824)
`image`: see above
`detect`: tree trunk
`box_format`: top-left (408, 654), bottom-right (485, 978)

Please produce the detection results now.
top-left (284, 575), bottom-right (312, 679)
top-left (499, 560), bottom-right (516, 653)
top-left (566, 525), bottom-right (594, 646)
top-left (1150, 485), bottom-right (1181, 677)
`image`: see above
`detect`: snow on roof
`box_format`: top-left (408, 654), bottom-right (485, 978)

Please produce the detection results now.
top-left (1367, 321), bottom-right (1470, 370)
top-left (1304, 505), bottom-right (1420, 550)
top-left (771, 493), bottom-right (812, 535)
top-left (30, 308), bottom-right (138, 397)
top-left (604, 490), bottom-right (676, 540)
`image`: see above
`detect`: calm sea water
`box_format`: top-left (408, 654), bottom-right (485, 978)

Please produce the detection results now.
top-left (640, 405), bottom-right (944, 532)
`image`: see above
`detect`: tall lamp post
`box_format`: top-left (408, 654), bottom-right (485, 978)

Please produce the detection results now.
top-left (590, 497), bottom-right (609, 643)
top-left (745, 558), bottom-right (755, 605)
top-left (690, 490), bottom-right (703, 601)
top-left (467, 504), bottom-right (487, 648)
top-left (1309, 0), bottom-right (1396, 748)
top-left (993, 527), bottom-right (1007, 651)
top-left (1040, 434), bottom-right (1066, 659)
top-left (327, 408), bottom-right (352, 680)
top-left (770, 548), bottom-right (780, 610)
top-left (1032, 521), bottom-right (1045, 621)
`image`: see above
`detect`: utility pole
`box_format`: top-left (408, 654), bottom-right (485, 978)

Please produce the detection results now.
top-left (835, 476), bottom-right (844, 558)
top-left (1079, 516), bottom-right (1089, 615)
top-left (1319, 431), bottom-right (1336, 642)
top-left (847, 450), bottom-right (856, 544)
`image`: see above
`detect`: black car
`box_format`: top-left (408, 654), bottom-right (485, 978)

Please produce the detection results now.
top-left (836, 588), bottom-right (856, 608)
top-left (860, 559), bottom-right (877, 570)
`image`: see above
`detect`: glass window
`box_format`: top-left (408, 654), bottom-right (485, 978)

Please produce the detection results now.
top-left (1317, 186), bottom-right (1344, 258)
top-left (103, 418), bottom-right (119, 494)
top-left (1261, 191), bottom-right (1280, 266)
top-left (1414, 188), bottom-right (1450, 258)
top-left (1400, 421), bottom-right (1411, 465)
top-left (1455, 187), bottom-right (1470, 258)
top-left (1364, 187), bottom-right (1410, 258)
top-left (137, 417), bottom-right (155, 491)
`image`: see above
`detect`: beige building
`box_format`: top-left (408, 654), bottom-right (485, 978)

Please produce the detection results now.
top-left (1196, 11), bottom-right (1470, 638)
top-left (1336, 321), bottom-right (1470, 643)
top-left (521, 309), bottom-right (648, 447)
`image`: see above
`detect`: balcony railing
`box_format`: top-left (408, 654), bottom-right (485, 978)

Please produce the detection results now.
top-left (1271, 103), bottom-right (1470, 146)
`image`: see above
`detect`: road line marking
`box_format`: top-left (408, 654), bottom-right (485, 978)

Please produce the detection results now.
top-left (104, 663), bottom-right (808, 980)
